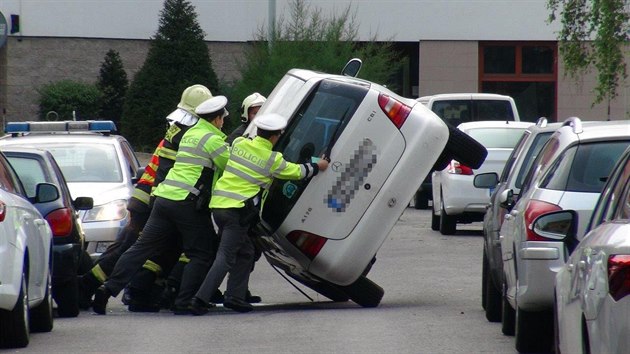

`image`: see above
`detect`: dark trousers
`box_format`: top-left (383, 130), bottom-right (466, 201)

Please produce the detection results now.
top-left (94, 209), bottom-right (151, 276)
top-left (104, 196), bottom-right (217, 308)
top-left (195, 208), bottom-right (255, 303)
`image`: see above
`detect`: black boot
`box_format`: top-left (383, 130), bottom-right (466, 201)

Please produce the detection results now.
top-left (189, 297), bottom-right (215, 316)
top-left (210, 289), bottom-right (224, 304)
top-left (92, 286), bottom-right (111, 315)
top-left (246, 290), bottom-right (261, 304)
top-left (78, 272), bottom-right (102, 310)
top-left (223, 296), bottom-right (253, 313)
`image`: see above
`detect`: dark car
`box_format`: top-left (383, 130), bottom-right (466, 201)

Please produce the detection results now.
top-left (3, 147), bottom-right (94, 317)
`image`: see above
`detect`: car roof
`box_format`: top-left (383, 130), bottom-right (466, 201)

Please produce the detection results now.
top-left (417, 93), bottom-right (513, 102)
top-left (0, 145), bottom-right (52, 157)
top-left (554, 119), bottom-right (630, 143)
top-left (457, 120), bottom-right (534, 130)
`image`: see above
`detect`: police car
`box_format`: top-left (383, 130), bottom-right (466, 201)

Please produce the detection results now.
top-left (1, 121), bottom-right (143, 260)
top-left (251, 60), bottom-right (487, 307)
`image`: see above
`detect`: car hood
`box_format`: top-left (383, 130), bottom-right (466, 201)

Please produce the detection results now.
top-left (66, 182), bottom-right (132, 205)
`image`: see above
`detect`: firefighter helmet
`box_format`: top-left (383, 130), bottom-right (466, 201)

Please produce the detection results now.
top-left (177, 84), bottom-right (213, 113)
top-left (240, 92), bottom-right (267, 122)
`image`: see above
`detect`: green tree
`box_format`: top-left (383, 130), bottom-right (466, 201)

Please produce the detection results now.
top-left (121, 0), bottom-right (219, 150)
top-left (547, 0), bottom-right (629, 107)
top-left (97, 49), bottom-right (128, 129)
top-left (38, 80), bottom-right (103, 121)
top-left (226, 0), bottom-right (401, 133)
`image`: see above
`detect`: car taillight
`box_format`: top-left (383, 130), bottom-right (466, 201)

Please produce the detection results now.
top-left (378, 93), bottom-right (411, 128)
top-left (46, 207), bottom-right (73, 237)
top-left (0, 201), bottom-right (5, 222)
top-left (447, 160), bottom-right (474, 175)
top-left (608, 255), bottom-right (630, 301)
top-left (524, 199), bottom-right (562, 241)
top-left (286, 230), bottom-right (327, 260)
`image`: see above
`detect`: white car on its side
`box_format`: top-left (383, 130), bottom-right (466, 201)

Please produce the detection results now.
top-left (543, 144), bottom-right (630, 354)
top-left (431, 120), bottom-right (533, 235)
top-left (0, 150), bottom-right (58, 348)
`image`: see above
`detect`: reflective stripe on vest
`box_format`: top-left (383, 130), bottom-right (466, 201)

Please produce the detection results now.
top-left (161, 179), bottom-right (201, 196)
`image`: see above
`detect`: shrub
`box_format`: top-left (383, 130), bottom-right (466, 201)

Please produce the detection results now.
top-left (38, 80), bottom-right (103, 121)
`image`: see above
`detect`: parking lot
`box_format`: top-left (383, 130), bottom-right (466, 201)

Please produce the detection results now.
top-left (16, 207), bottom-right (518, 353)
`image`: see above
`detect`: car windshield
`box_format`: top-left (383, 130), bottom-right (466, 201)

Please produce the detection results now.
top-left (515, 132), bottom-right (553, 189)
top-left (431, 99), bottom-right (514, 126)
top-left (465, 128), bottom-right (526, 148)
top-left (6, 155), bottom-right (50, 198)
top-left (30, 143), bottom-right (122, 183)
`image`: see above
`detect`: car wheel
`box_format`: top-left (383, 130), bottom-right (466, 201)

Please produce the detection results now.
top-left (414, 191), bottom-right (429, 210)
top-left (77, 249), bottom-right (94, 275)
top-left (53, 278), bottom-right (79, 318)
top-left (443, 122), bottom-right (488, 169)
top-left (501, 279), bottom-right (515, 336)
top-left (484, 268), bottom-right (502, 322)
top-left (553, 292), bottom-right (561, 354)
top-left (30, 272), bottom-right (53, 333)
top-left (515, 307), bottom-right (553, 353)
top-left (0, 270), bottom-right (29, 348)
top-left (431, 203), bottom-right (440, 231)
top-left (287, 273), bottom-right (349, 302)
top-left (339, 276), bottom-right (384, 308)
top-left (439, 199), bottom-right (456, 235)
top-left (432, 150), bottom-right (451, 172)
top-left (481, 250), bottom-right (488, 310)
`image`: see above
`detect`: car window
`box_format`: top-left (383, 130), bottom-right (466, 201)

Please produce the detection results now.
top-left (39, 143), bottom-right (123, 182)
top-left (6, 156), bottom-right (50, 198)
top-left (0, 153), bottom-right (23, 194)
top-left (589, 151), bottom-right (630, 228)
top-left (515, 132), bottom-right (553, 189)
top-left (474, 100), bottom-right (514, 121)
top-left (120, 140), bottom-right (141, 175)
top-left (431, 100), bottom-right (471, 126)
top-left (465, 127), bottom-right (526, 148)
top-left (520, 135), bottom-right (560, 195)
top-left (540, 141), bottom-right (629, 193)
top-left (499, 131), bottom-right (529, 182)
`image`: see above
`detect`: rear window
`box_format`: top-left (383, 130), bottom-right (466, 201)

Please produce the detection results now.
top-left (465, 127), bottom-right (526, 148)
top-left (540, 141), bottom-right (630, 193)
top-left (262, 79), bottom-right (369, 230)
top-left (431, 99), bottom-right (514, 126)
top-left (34, 143), bottom-right (123, 183)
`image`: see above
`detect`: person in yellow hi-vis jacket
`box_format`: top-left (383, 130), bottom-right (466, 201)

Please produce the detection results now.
top-left (189, 113), bottom-right (329, 315)
top-left (91, 96), bottom-right (231, 315)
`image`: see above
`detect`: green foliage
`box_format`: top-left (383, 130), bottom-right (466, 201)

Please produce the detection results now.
top-left (548, 0), bottom-right (629, 105)
top-left (225, 0), bottom-right (401, 134)
top-left (97, 49), bottom-right (128, 129)
top-left (120, 0), bottom-right (219, 151)
top-left (38, 80), bottom-right (103, 121)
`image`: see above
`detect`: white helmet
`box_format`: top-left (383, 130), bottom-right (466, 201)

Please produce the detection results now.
top-left (195, 95), bottom-right (229, 118)
top-left (241, 92), bottom-right (267, 122)
top-left (253, 113), bottom-right (287, 131)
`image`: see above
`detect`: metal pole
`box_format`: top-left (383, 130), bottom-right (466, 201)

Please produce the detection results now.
top-left (268, 0), bottom-right (275, 49)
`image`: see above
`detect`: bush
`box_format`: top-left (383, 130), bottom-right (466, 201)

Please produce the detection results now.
top-left (38, 80), bottom-right (103, 121)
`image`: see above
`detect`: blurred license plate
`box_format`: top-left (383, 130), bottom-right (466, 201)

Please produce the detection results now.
top-left (96, 242), bottom-right (114, 253)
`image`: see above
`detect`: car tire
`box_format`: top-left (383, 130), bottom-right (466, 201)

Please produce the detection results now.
top-left (77, 249), bottom-right (94, 275)
top-left (431, 203), bottom-right (440, 231)
top-left (443, 122), bottom-right (488, 169)
top-left (432, 150), bottom-right (451, 172)
top-left (484, 270), bottom-right (502, 322)
top-left (0, 270), bottom-right (29, 348)
top-left (339, 276), bottom-right (384, 308)
top-left (553, 292), bottom-right (562, 354)
top-left (414, 191), bottom-right (429, 210)
top-left (501, 279), bottom-right (515, 336)
top-left (515, 307), bottom-right (553, 353)
top-left (288, 273), bottom-right (349, 302)
top-left (439, 199), bottom-right (456, 235)
top-left (30, 273), bottom-right (54, 333)
top-left (54, 278), bottom-right (80, 318)
top-left (481, 250), bottom-right (488, 310)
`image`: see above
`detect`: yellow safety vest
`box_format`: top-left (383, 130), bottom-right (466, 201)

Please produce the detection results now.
top-left (154, 119), bottom-right (229, 201)
top-left (210, 136), bottom-right (316, 209)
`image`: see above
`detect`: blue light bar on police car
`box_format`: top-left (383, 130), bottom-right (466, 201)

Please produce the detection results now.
top-left (4, 120), bottom-right (117, 135)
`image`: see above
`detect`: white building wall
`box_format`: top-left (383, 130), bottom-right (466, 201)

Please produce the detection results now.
top-left (0, 0), bottom-right (560, 42)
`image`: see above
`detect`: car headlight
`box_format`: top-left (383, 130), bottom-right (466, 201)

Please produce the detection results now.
top-left (83, 199), bottom-right (128, 222)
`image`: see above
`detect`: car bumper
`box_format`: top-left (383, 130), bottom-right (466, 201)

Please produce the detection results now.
top-left (516, 241), bottom-right (565, 311)
top-left (442, 175), bottom-right (491, 215)
top-left (83, 218), bottom-right (128, 260)
top-left (52, 243), bottom-right (81, 283)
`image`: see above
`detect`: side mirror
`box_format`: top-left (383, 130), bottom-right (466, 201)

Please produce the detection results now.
top-left (531, 210), bottom-right (577, 241)
top-left (34, 183), bottom-right (59, 203)
top-left (473, 172), bottom-right (499, 189)
top-left (498, 189), bottom-right (514, 210)
top-left (132, 167), bottom-right (145, 184)
top-left (341, 58), bottom-right (362, 77)
top-left (73, 196), bottom-right (94, 211)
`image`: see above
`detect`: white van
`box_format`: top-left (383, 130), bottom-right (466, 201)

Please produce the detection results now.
top-left (251, 61), bottom-right (487, 307)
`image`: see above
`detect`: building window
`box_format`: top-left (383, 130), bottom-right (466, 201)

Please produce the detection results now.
top-left (480, 42), bottom-right (557, 121)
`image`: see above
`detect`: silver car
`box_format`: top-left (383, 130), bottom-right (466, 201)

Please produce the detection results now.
top-left (499, 117), bottom-right (630, 353)
top-left (538, 144), bottom-right (630, 354)
top-left (431, 120), bottom-right (533, 235)
top-left (474, 118), bottom-right (562, 323)
top-left (1, 121), bottom-right (143, 259)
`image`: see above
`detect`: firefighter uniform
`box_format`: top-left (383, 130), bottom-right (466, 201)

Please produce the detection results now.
top-left (191, 113), bottom-right (328, 314)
